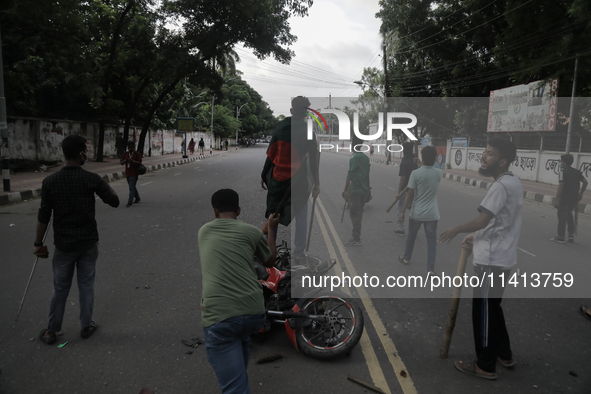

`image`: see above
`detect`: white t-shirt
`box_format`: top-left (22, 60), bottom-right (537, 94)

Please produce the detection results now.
top-left (473, 173), bottom-right (523, 268)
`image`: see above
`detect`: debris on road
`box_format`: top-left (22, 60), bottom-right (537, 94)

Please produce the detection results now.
top-left (347, 376), bottom-right (386, 394)
top-left (257, 354), bottom-right (283, 364)
top-left (58, 341), bottom-right (68, 348)
top-left (181, 337), bottom-right (205, 348)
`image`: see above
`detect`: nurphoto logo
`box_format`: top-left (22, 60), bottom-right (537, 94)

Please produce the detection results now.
top-left (305, 108), bottom-right (418, 153)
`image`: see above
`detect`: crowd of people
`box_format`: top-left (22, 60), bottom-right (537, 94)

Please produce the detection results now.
top-left (32, 96), bottom-right (589, 392)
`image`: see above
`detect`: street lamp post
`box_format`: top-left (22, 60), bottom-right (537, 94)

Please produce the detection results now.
top-left (236, 103), bottom-right (248, 150)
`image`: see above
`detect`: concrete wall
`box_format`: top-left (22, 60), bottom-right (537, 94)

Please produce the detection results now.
top-left (5, 117), bottom-right (228, 161)
top-left (450, 146), bottom-right (591, 186)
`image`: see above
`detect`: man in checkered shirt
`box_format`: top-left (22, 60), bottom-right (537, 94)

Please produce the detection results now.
top-left (34, 135), bottom-right (120, 345)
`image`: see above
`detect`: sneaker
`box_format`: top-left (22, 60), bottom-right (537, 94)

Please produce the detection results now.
top-left (550, 237), bottom-right (565, 244)
top-left (126, 203), bottom-right (133, 208)
top-left (345, 238), bottom-right (362, 246)
top-left (394, 230), bottom-right (405, 237)
top-left (568, 235), bottom-right (574, 243)
top-left (39, 329), bottom-right (57, 345)
top-left (134, 197), bottom-right (141, 204)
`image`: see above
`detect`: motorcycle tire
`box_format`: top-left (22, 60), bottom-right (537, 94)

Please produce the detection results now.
top-left (295, 292), bottom-right (364, 359)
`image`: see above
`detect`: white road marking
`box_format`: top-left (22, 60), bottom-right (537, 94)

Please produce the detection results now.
top-left (174, 173), bottom-right (182, 176)
top-left (140, 181), bottom-right (153, 186)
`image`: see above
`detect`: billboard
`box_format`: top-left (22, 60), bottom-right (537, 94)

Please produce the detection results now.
top-left (487, 79), bottom-right (558, 132)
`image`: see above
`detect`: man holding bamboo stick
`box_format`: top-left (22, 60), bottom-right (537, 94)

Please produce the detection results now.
top-left (439, 138), bottom-right (522, 381)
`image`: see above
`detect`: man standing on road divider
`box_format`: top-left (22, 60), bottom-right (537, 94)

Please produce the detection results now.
top-left (198, 189), bottom-right (279, 394)
top-left (342, 134), bottom-right (371, 246)
top-left (397, 145), bottom-right (441, 275)
top-left (551, 153), bottom-right (587, 244)
top-left (439, 138), bottom-right (522, 381)
top-left (35, 135), bottom-right (120, 345)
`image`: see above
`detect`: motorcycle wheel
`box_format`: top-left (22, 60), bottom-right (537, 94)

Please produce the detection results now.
top-left (295, 292), bottom-right (364, 359)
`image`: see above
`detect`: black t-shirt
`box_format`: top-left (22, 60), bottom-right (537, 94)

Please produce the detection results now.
top-left (399, 155), bottom-right (418, 178)
top-left (559, 166), bottom-right (584, 203)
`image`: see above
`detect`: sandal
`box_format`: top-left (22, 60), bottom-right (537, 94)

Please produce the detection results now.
top-left (497, 357), bottom-right (516, 368)
top-left (398, 254), bottom-right (409, 265)
top-left (81, 323), bottom-right (97, 339)
top-left (454, 360), bottom-right (497, 380)
top-left (580, 305), bottom-right (591, 322)
top-left (39, 329), bottom-right (57, 345)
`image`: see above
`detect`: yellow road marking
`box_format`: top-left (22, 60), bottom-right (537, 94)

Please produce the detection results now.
top-left (317, 198), bottom-right (418, 394)
top-left (314, 209), bottom-right (391, 394)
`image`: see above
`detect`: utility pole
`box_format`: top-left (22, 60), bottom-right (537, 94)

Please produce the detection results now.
top-left (383, 42), bottom-right (391, 165)
top-left (0, 23), bottom-right (10, 191)
top-left (566, 56), bottom-right (579, 154)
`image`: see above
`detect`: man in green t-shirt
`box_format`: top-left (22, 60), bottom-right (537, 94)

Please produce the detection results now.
top-left (342, 135), bottom-right (371, 246)
top-left (198, 189), bottom-right (279, 394)
top-left (397, 146), bottom-right (442, 275)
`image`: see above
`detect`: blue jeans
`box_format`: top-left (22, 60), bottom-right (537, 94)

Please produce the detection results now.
top-left (403, 219), bottom-right (438, 272)
top-left (126, 175), bottom-right (140, 204)
top-left (204, 314), bottom-right (266, 394)
top-left (48, 243), bottom-right (98, 332)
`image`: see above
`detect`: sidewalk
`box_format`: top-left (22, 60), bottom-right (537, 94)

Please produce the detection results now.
top-left (0, 150), bottom-right (226, 207)
top-left (331, 151), bottom-right (591, 215)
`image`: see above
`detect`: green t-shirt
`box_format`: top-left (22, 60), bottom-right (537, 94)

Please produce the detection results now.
top-left (198, 219), bottom-right (272, 327)
top-left (348, 152), bottom-right (370, 195)
top-left (408, 165), bottom-right (442, 221)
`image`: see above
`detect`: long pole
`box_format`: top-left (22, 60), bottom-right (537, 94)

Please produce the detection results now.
top-left (16, 216), bottom-right (53, 321)
top-left (440, 243), bottom-right (472, 358)
top-left (566, 56), bottom-right (579, 154)
top-left (383, 42), bottom-right (390, 165)
top-left (0, 22), bottom-right (10, 191)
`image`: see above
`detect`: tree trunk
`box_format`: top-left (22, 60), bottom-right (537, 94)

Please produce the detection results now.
top-left (138, 77), bottom-right (182, 155)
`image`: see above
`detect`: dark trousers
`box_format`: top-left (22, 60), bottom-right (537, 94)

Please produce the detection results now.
top-left (349, 193), bottom-right (366, 241)
top-left (557, 200), bottom-right (576, 238)
top-left (126, 175), bottom-right (140, 204)
top-left (472, 265), bottom-right (512, 373)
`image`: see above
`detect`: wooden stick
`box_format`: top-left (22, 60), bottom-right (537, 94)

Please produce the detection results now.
top-left (386, 187), bottom-right (408, 213)
top-left (340, 201), bottom-right (347, 223)
top-left (439, 242), bottom-right (472, 359)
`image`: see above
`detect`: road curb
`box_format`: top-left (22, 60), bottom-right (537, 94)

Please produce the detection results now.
top-left (0, 153), bottom-right (222, 207)
top-left (441, 172), bottom-right (591, 215)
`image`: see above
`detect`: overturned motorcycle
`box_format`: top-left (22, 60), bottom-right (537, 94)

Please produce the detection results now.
top-left (254, 241), bottom-right (364, 359)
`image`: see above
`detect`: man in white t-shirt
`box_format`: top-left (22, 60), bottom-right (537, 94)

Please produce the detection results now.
top-left (439, 138), bottom-right (522, 381)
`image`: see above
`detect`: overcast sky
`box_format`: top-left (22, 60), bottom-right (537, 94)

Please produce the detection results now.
top-left (236, 0), bottom-right (383, 117)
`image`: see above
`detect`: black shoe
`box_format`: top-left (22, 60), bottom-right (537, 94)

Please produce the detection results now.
top-left (126, 203), bottom-right (133, 208)
top-left (39, 329), bottom-right (57, 345)
top-left (344, 238), bottom-right (362, 246)
top-left (81, 323), bottom-right (97, 339)
top-left (134, 197), bottom-right (141, 203)
top-left (394, 230), bottom-right (405, 237)
top-left (550, 237), bottom-right (565, 244)
top-left (568, 235), bottom-right (574, 243)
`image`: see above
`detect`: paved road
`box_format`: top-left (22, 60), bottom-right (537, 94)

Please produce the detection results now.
top-left (1, 145), bottom-right (590, 393)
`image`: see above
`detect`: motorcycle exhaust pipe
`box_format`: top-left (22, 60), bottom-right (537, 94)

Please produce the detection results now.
top-left (267, 310), bottom-right (328, 322)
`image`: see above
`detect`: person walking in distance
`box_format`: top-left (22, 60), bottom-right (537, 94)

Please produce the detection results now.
top-left (342, 134), bottom-right (371, 246)
top-left (120, 141), bottom-right (142, 207)
top-left (188, 138), bottom-right (196, 155)
top-left (439, 138), bottom-right (522, 381)
top-left (35, 135), bottom-right (120, 344)
top-left (397, 145), bottom-right (441, 275)
top-left (198, 189), bottom-right (279, 393)
top-left (394, 142), bottom-right (418, 237)
top-left (198, 138), bottom-right (205, 155)
top-left (551, 153), bottom-right (587, 243)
